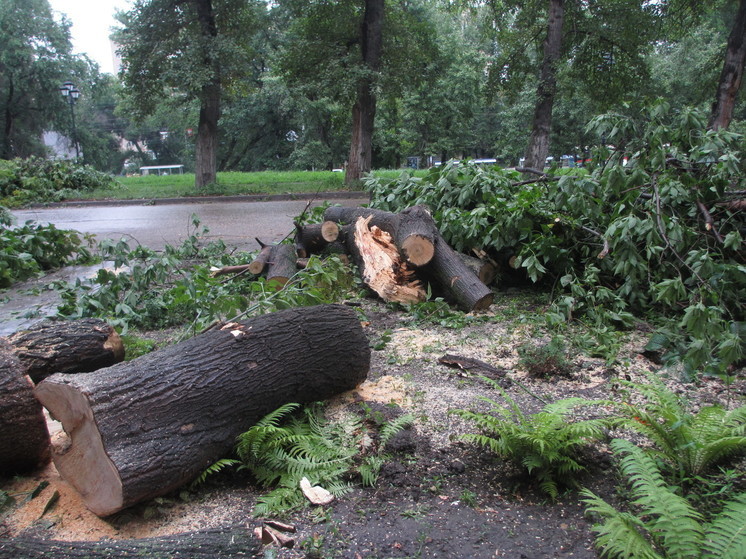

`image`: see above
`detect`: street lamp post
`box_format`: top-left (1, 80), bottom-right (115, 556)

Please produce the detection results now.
top-left (59, 81), bottom-right (81, 159)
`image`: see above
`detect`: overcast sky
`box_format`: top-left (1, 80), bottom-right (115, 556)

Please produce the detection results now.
top-left (48, 0), bottom-right (132, 74)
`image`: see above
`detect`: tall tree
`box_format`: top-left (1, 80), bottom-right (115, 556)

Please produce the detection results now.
top-left (115, 0), bottom-right (260, 188)
top-left (710, 0), bottom-right (746, 129)
top-left (0, 0), bottom-right (77, 159)
top-left (488, 0), bottom-right (660, 169)
top-left (278, 0), bottom-right (438, 184)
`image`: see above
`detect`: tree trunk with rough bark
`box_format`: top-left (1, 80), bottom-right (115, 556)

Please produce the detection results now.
top-left (34, 305), bottom-right (370, 517)
top-left (265, 244), bottom-right (298, 287)
top-left (345, 0), bottom-right (384, 186)
top-left (5, 319), bottom-right (124, 383)
top-left (295, 221), bottom-right (340, 258)
top-left (0, 340), bottom-right (50, 475)
top-left (194, 0), bottom-right (221, 189)
top-left (710, 0), bottom-right (746, 130)
top-left (0, 526), bottom-right (261, 559)
top-left (523, 0), bottom-right (564, 171)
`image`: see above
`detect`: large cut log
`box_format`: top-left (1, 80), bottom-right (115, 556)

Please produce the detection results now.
top-left (34, 304), bottom-right (370, 516)
top-left (294, 221), bottom-right (340, 258)
top-left (324, 205), bottom-right (436, 266)
top-left (345, 216), bottom-right (426, 304)
top-left (265, 244), bottom-right (298, 288)
top-left (0, 526), bottom-right (261, 559)
top-left (0, 339), bottom-right (50, 475)
top-left (5, 319), bottom-right (124, 383)
top-left (422, 236), bottom-right (494, 312)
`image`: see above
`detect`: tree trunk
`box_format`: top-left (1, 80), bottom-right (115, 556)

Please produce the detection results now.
top-left (345, 0), bottom-right (384, 186)
top-left (294, 221), bottom-right (340, 258)
top-left (0, 526), bottom-right (261, 559)
top-left (194, 0), bottom-right (221, 189)
top-left (34, 305), bottom-right (370, 517)
top-left (5, 319), bottom-right (124, 383)
top-left (324, 205), bottom-right (436, 266)
top-left (344, 216), bottom-right (426, 304)
top-left (265, 244), bottom-right (298, 288)
top-left (710, 0), bottom-right (746, 130)
top-left (0, 339), bottom-right (50, 475)
top-left (523, 0), bottom-right (564, 171)
top-left (421, 237), bottom-right (494, 312)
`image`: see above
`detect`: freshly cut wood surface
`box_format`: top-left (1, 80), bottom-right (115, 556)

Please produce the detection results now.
top-left (34, 304), bottom-right (370, 516)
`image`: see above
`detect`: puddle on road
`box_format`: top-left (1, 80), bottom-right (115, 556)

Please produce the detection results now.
top-left (0, 262), bottom-right (119, 336)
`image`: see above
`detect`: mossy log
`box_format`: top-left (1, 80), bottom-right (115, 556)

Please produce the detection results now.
top-left (34, 304), bottom-right (370, 516)
top-left (0, 526), bottom-right (261, 559)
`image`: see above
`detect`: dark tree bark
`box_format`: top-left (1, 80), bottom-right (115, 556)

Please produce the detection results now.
top-left (265, 244), bottom-right (298, 287)
top-left (421, 237), bottom-right (494, 312)
top-left (34, 305), bottom-right (370, 516)
top-left (0, 526), bottom-right (261, 559)
top-left (194, 0), bottom-right (221, 189)
top-left (710, 0), bottom-right (746, 130)
top-left (523, 0), bottom-right (564, 171)
top-left (294, 221), bottom-right (340, 258)
top-left (0, 339), bottom-right (50, 475)
top-left (5, 319), bottom-right (124, 383)
top-left (345, 0), bottom-right (384, 186)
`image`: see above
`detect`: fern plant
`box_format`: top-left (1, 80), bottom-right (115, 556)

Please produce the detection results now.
top-left (615, 373), bottom-right (746, 483)
top-left (582, 438), bottom-right (746, 559)
top-left (451, 379), bottom-right (610, 499)
top-left (236, 402), bottom-right (413, 516)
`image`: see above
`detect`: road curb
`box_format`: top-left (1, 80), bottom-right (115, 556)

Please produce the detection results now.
top-left (28, 191), bottom-right (370, 209)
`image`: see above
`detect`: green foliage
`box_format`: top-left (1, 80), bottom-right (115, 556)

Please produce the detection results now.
top-left (0, 219), bottom-right (93, 288)
top-left (614, 373), bottom-right (746, 483)
top-left (0, 158), bottom-right (116, 207)
top-left (517, 337), bottom-right (573, 378)
top-left (581, 438), bottom-right (746, 559)
top-left (55, 216), bottom-right (356, 334)
top-left (365, 104), bottom-right (746, 376)
top-left (451, 379), bottom-right (609, 499)
top-left (190, 458), bottom-right (241, 489)
top-left (235, 402), bottom-right (413, 516)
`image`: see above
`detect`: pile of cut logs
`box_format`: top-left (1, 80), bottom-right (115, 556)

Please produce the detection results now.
top-left (1, 305), bottom-right (370, 518)
top-left (214, 205), bottom-right (497, 312)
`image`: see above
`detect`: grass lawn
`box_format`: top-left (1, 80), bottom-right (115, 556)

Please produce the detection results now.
top-left (87, 169), bottom-right (424, 200)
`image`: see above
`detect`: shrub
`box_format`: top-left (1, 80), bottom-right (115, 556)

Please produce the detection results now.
top-left (365, 103), bottom-right (745, 376)
top-left (517, 337), bottom-right (573, 378)
top-left (0, 157), bottom-right (116, 207)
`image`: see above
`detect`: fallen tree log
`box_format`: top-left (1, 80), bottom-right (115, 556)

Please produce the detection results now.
top-left (5, 319), bottom-right (124, 383)
top-left (34, 304), bottom-right (370, 516)
top-left (422, 236), bottom-right (494, 311)
top-left (0, 339), bottom-right (50, 475)
top-left (265, 244), bottom-right (298, 287)
top-left (294, 221), bottom-right (340, 258)
top-left (345, 216), bottom-right (425, 304)
top-left (0, 526), bottom-right (261, 559)
top-left (458, 253), bottom-right (497, 286)
top-left (324, 205), bottom-right (436, 266)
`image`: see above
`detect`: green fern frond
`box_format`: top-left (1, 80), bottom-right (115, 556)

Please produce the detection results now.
top-left (379, 413), bottom-right (415, 447)
top-left (581, 489), bottom-right (662, 559)
top-left (702, 492), bottom-right (746, 559)
top-left (190, 458), bottom-right (240, 488)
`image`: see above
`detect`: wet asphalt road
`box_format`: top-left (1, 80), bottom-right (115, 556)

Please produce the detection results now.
top-left (12, 195), bottom-right (368, 252)
top-left (1, 195), bottom-right (367, 335)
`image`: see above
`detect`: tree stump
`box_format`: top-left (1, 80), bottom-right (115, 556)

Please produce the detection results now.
top-left (34, 304), bottom-right (370, 516)
top-left (0, 339), bottom-right (50, 475)
top-left (0, 526), bottom-right (261, 559)
top-left (6, 319), bottom-right (124, 383)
